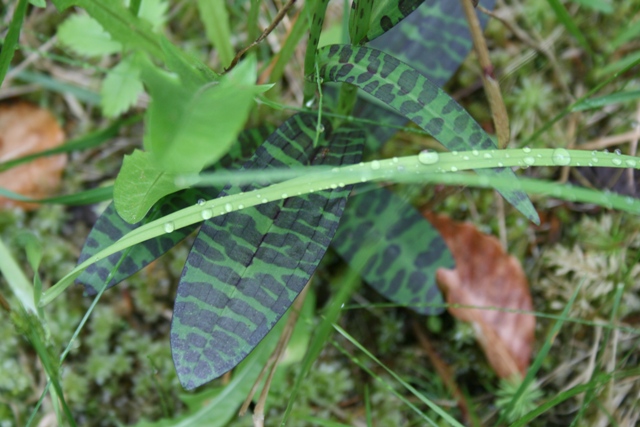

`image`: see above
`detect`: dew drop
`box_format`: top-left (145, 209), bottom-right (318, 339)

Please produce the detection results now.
top-left (238, 204), bottom-right (244, 209)
top-left (450, 166), bottom-right (458, 172)
top-left (305, 98), bottom-right (314, 108)
top-left (592, 157), bottom-right (599, 163)
top-left (452, 151), bottom-right (459, 156)
top-left (225, 203), bottom-right (233, 212)
top-left (418, 150), bottom-right (439, 165)
top-left (625, 159), bottom-right (637, 167)
top-left (201, 209), bottom-right (213, 220)
top-left (591, 150), bottom-right (598, 156)
top-left (330, 184), bottom-right (337, 189)
top-left (472, 149), bottom-right (479, 156)
top-left (256, 194), bottom-right (262, 198)
top-left (611, 158), bottom-right (622, 166)
top-left (197, 198), bottom-right (206, 206)
top-left (463, 156), bottom-right (470, 160)
top-left (552, 148), bottom-right (571, 166)
top-left (164, 222), bottom-right (175, 233)
top-left (523, 156), bottom-right (536, 166)
top-left (371, 160), bottom-right (381, 170)
top-left (392, 157), bottom-right (399, 163)
top-left (338, 182), bottom-right (345, 187)
top-left (522, 147), bottom-right (532, 153)
top-left (317, 124), bottom-right (325, 133)
top-left (262, 198), bottom-right (268, 203)
top-left (614, 148), bottom-right (622, 155)
top-left (281, 193), bottom-right (288, 199)
top-left (483, 153), bottom-right (492, 159)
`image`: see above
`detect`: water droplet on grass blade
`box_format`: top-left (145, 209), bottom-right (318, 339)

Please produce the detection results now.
top-left (625, 159), bottom-right (637, 167)
top-left (164, 222), bottom-right (175, 233)
top-left (201, 209), bottom-right (213, 220)
top-left (552, 148), bottom-right (571, 166)
top-left (371, 160), bottom-right (381, 170)
top-left (611, 158), bottom-right (622, 166)
top-left (418, 150), bottom-right (439, 165)
top-left (523, 156), bottom-right (536, 166)
top-left (225, 203), bottom-right (233, 212)
top-left (197, 199), bottom-right (206, 206)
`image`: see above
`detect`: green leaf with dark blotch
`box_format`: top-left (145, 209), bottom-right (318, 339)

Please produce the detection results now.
top-left (354, 0), bottom-right (495, 149)
top-left (361, 0), bottom-right (425, 43)
top-left (171, 113), bottom-right (364, 389)
top-left (349, 0), bottom-right (374, 44)
top-left (332, 188), bottom-right (451, 315)
top-left (76, 127), bottom-right (271, 295)
top-left (303, 0), bottom-right (331, 102)
top-left (316, 44), bottom-right (539, 224)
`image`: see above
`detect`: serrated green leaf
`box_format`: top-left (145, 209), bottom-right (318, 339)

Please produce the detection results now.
top-left (142, 56), bottom-right (266, 174)
top-left (76, 126), bottom-right (270, 295)
top-left (316, 44), bottom-right (539, 224)
top-left (57, 14), bottom-right (123, 57)
top-left (137, 0), bottom-right (168, 31)
top-left (101, 56), bottom-right (144, 117)
top-left (171, 113), bottom-right (364, 389)
top-left (114, 149), bottom-right (183, 223)
top-left (332, 188), bottom-right (451, 315)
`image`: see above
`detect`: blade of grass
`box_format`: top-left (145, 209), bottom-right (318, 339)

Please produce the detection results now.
top-left (0, 186), bottom-right (113, 205)
top-left (545, 0), bottom-right (593, 56)
top-left (494, 281), bottom-right (582, 426)
top-left (333, 322), bottom-right (465, 427)
top-left (0, 0), bottom-right (29, 87)
top-left (197, 0), bottom-right (234, 69)
top-left (0, 115), bottom-right (141, 172)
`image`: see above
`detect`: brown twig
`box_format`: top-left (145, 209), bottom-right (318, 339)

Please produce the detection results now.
top-left (461, 0), bottom-right (510, 149)
top-left (225, 0), bottom-right (297, 73)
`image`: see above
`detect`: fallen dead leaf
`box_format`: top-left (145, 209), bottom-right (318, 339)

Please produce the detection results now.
top-left (0, 101), bottom-right (67, 210)
top-left (423, 211), bottom-right (535, 379)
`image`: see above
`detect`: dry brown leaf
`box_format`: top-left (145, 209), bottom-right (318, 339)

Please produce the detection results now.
top-left (423, 211), bottom-right (535, 379)
top-left (0, 101), bottom-right (67, 210)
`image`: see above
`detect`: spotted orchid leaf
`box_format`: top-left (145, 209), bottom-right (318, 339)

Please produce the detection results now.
top-left (171, 113), bottom-right (364, 389)
top-left (332, 187), bottom-right (453, 315)
top-left (316, 44), bottom-right (539, 224)
top-left (358, 0), bottom-right (425, 43)
top-left (76, 127), bottom-right (270, 294)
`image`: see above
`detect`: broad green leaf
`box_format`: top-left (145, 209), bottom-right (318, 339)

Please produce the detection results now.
top-left (142, 56), bottom-right (268, 174)
top-left (316, 44), bottom-right (539, 224)
top-left (76, 127), bottom-right (270, 295)
top-left (101, 55), bottom-right (144, 117)
top-left (56, 14), bottom-right (123, 57)
top-left (196, 0), bottom-right (234, 68)
top-left (171, 113), bottom-right (364, 389)
top-left (114, 149), bottom-right (183, 223)
top-left (29, 0), bottom-right (46, 7)
top-left (332, 188), bottom-right (452, 315)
